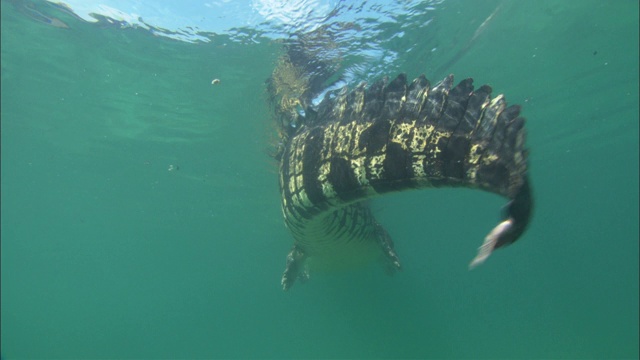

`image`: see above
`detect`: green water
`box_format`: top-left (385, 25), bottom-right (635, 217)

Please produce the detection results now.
top-left (1, 0), bottom-right (638, 358)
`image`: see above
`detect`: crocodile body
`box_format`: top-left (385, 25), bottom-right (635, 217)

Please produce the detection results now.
top-left (269, 46), bottom-right (533, 291)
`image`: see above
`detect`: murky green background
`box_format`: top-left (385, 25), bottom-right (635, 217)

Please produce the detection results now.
top-left (2, 0), bottom-right (638, 358)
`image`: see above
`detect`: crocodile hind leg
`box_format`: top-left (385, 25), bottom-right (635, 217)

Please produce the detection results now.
top-left (281, 245), bottom-right (309, 291)
top-left (373, 222), bottom-right (402, 275)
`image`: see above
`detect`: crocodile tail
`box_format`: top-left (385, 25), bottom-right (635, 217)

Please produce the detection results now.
top-left (279, 74), bottom-right (532, 286)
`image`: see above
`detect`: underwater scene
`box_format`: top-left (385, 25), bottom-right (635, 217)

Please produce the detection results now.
top-left (1, 0), bottom-right (638, 358)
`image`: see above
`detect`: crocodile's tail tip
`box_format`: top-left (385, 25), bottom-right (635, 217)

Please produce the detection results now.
top-left (469, 218), bottom-right (514, 269)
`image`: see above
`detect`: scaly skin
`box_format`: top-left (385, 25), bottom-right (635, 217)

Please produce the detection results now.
top-left (273, 69), bottom-right (532, 291)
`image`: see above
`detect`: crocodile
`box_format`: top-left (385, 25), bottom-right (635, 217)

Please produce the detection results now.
top-left (268, 40), bottom-right (533, 291)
